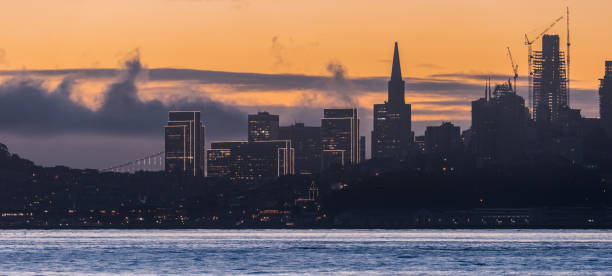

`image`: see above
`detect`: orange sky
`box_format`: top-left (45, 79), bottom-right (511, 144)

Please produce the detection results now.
top-left (0, 0), bottom-right (609, 88)
top-left (1, 0), bottom-right (609, 127)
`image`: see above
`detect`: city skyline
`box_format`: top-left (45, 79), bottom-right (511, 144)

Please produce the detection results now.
top-left (0, 1), bottom-right (610, 169)
top-left (154, 38), bottom-right (605, 178)
top-left (1, 2), bottom-right (611, 274)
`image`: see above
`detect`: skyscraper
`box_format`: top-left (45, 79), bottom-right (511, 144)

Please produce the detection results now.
top-left (360, 136), bottom-right (366, 162)
top-left (164, 111), bottom-right (205, 176)
top-left (248, 111), bottom-right (279, 142)
top-left (279, 123), bottom-right (321, 175)
top-left (600, 61), bottom-right (612, 134)
top-left (200, 124), bottom-right (206, 176)
top-left (321, 108), bottom-right (360, 169)
top-left (470, 95), bottom-right (496, 162)
top-left (470, 81), bottom-right (531, 164)
top-left (533, 35), bottom-right (568, 124)
top-left (371, 42), bottom-right (412, 160)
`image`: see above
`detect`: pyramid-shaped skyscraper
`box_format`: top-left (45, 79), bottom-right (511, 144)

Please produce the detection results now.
top-left (371, 42), bottom-right (413, 160)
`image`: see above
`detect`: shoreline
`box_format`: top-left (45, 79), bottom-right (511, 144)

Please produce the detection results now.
top-left (2, 226), bottom-right (611, 230)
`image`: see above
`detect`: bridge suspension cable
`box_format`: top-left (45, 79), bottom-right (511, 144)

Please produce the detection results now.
top-left (99, 151), bottom-right (165, 173)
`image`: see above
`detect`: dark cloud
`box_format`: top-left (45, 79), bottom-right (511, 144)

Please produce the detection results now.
top-left (412, 109), bottom-right (469, 116)
top-left (0, 68), bottom-right (119, 79)
top-left (326, 61), bottom-right (346, 80)
top-left (0, 65), bottom-right (598, 128)
top-left (0, 67), bottom-right (487, 96)
top-left (429, 72), bottom-right (527, 81)
top-left (0, 61), bottom-right (600, 168)
top-left (412, 100), bottom-right (472, 106)
top-left (146, 69), bottom-right (505, 98)
top-left (235, 105), bottom-right (323, 127)
top-left (0, 69), bottom-right (598, 111)
top-left (0, 55), bottom-right (246, 141)
top-left (323, 60), bottom-right (358, 106)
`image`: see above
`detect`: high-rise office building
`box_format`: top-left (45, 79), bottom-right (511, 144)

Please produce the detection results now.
top-left (206, 146), bottom-right (233, 178)
top-left (360, 136), bottom-right (366, 162)
top-left (471, 96), bottom-right (496, 162)
top-left (600, 61), bottom-right (612, 134)
top-left (470, 81), bottom-right (530, 164)
top-left (164, 111), bottom-right (205, 176)
top-left (371, 42), bottom-right (412, 160)
top-left (279, 123), bottom-right (321, 175)
top-left (200, 124), bottom-right (206, 176)
top-left (248, 111), bottom-right (279, 142)
top-left (425, 122), bottom-right (461, 156)
top-left (207, 140), bottom-right (294, 181)
top-left (321, 108), bottom-right (360, 168)
top-left (533, 35), bottom-right (569, 124)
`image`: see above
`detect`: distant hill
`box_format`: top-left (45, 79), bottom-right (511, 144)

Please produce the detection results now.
top-left (0, 143), bottom-right (38, 173)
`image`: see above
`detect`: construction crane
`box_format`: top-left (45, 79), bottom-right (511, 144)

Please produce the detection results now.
top-left (507, 47), bottom-right (519, 94)
top-left (524, 15), bottom-right (564, 117)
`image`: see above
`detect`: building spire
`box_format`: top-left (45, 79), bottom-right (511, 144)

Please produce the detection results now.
top-left (387, 42), bottom-right (406, 105)
top-left (391, 42), bottom-right (402, 81)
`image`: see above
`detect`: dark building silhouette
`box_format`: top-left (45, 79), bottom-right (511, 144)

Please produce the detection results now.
top-left (600, 61), bottom-right (612, 134)
top-left (248, 111), bottom-right (279, 142)
top-left (461, 129), bottom-right (472, 150)
top-left (372, 42), bottom-right (412, 160)
top-left (425, 122), bottom-right (461, 156)
top-left (279, 123), bottom-right (321, 175)
top-left (414, 135), bottom-right (425, 153)
top-left (360, 136), bottom-right (366, 162)
top-left (533, 35), bottom-right (569, 124)
top-left (471, 92), bottom-right (495, 163)
top-left (470, 81), bottom-right (531, 165)
top-left (207, 140), bottom-right (294, 181)
top-left (422, 122), bottom-right (462, 174)
top-left (164, 111), bottom-right (205, 176)
top-left (201, 125), bottom-right (206, 176)
top-left (321, 108), bottom-right (360, 169)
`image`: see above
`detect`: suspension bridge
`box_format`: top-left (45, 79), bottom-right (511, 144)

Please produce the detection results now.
top-left (99, 151), bottom-right (165, 173)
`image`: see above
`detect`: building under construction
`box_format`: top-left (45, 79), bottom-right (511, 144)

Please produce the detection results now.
top-left (532, 34), bottom-right (569, 124)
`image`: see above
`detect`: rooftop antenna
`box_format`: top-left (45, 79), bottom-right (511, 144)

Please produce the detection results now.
top-left (488, 76), bottom-right (492, 100)
top-left (484, 78), bottom-right (488, 100)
